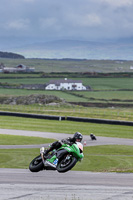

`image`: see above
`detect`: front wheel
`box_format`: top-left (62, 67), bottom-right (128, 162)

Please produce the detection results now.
top-left (57, 154), bottom-right (77, 173)
top-left (29, 155), bottom-right (44, 172)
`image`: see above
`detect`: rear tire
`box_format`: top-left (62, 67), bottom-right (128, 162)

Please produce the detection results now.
top-left (57, 155), bottom-right (77, 173)
top-left (29, 155), bottom-right (44, 172)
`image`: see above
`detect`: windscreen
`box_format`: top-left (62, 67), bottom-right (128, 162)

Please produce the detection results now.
top-left (76, 142), bottom-right (83, 152)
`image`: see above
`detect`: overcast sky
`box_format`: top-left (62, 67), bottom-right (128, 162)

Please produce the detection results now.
top-left (1, 0), bottom-right (133, 43)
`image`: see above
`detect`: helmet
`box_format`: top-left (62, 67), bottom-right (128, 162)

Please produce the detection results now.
top-left (73, 132), bottom-right (83, 142)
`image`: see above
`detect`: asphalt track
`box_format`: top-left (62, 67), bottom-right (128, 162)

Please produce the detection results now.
top-left (0, 128), bottom-right (133, 200)
top-left (0, 128), bottom-right (133, 148)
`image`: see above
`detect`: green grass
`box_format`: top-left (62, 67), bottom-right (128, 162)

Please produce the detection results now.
top-left (0, 148), bottom-right (39, 169)
top-left (0, 78), bottom-right (49, 85)
top-left (73, 90), bottom-right (133, 101)
top-left (1, 88), bottom-right (133, 105)
top-left (0, 75), bottom-right (133, 107)
top-left (0, 104), bottom-right (133, 121)
top-left (0, 116), bottom-right (133, 138)
top-left (0, 145), bottom-right (133, 172)
top-left (0, 88), bottom-right (48, 96)
top-left (73, 145), bottom-right (133, 172)
top-left (0, 77), bottom-right (133, 90)
top-left (82, 77), bottom-right (133, 90)
top-left (1, 88), bottom-right (133, 107)
top-left (0, 134), bottom-right (54, 145)
top-left (1, 58), bottom-right (133, 72)
top-left (0, 89), bottom-right (87, 102)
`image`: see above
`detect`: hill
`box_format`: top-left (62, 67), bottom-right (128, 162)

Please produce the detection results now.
top-left (12, 39), bottom-right (133, 60)
top-left (0, 51), bottom-right (25, 59)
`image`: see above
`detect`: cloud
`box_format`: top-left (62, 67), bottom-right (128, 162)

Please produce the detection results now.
top-left (101, 0), bottom-right (133, 7)
top-left (22, 0), bottom-right (35, 2)
top-left (6, 19), bottom-right (30, 30)
top-left (69, 13), bottom-right (102, 27)
top-left (39, 17), bottom-right (58, 28)
top-left (1, 0), bottom-right (133, 42)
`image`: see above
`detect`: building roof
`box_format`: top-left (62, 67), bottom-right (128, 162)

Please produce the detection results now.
top-left (48, 79), bottom-right (82, 85)
top-left (16, 64), bottom-right (27, 69)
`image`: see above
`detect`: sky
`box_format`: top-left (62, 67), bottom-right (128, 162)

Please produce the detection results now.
top-left (1, 0), bottom-right (133, 58)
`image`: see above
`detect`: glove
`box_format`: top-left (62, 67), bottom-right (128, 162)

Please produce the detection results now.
top-left (61, 139), bottom-right (67, 143)
top-left (61, 139), bottom-right (72, 145)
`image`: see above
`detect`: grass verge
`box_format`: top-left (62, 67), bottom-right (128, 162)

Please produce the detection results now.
top-left (0, 148), bottom-right (39, 169)
top-left (0, 116), bottom-right (133, 138)
top-left (0, 134), bottom-right (54, 145)
top-left (0, 145), bottom-right (133, 172)
top-left (0, 104), bottom-right (133, 121)
top-left (73, 145), bottom-right (133, 172)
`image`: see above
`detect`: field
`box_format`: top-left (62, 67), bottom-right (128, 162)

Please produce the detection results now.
top-left (0, 67), bottom-right (133, 121)
top-left (1, 58), bottom-right (133, 72)
top-left (0, 77), bottom-right (133, 90)
top-left (0, 58), bottom-right (133, 108)
top-left (0, 76), bottom-right (133, 107)
top-left (0, 58), bottom-right (133, 172)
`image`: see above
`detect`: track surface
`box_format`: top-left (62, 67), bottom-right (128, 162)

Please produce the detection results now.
top-left (0, 169), bottom-right (133, 200)
top-left (0, 129), bottom-right (133, 200)
top-left (0, 128), bottom-right (133, 149)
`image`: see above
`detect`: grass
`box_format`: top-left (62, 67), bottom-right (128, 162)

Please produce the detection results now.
top-left (0, 104), bottom-right (133, 121)
top-left (0, 77), bottom-right (133, 94)
top-left (0, 134), bottom-right (54, 145)
top-left (1, 58), bottom-right (133, 72)
top-left (0, 145), bottom-right (133, 172)
top-left (0, 88), bottom-right (87, 102)
top-left (0, 75), bottom-right (133, 108)
top-left (73, 145), bottom-right (133, 173)
top-left (73, 90), bottom-right (133, 101)
top-left (81, 77), bottom-right (133, 90)
top-left (0, 77), bottom-right (133, 90)
top-left (0, 148), bottom-right (39, 169)
top-left (0, 116), bottom-right (133, 138)
top-left (1, 88), bottom-right (133, 105)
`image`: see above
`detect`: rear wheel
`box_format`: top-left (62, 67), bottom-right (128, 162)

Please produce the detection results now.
top-left (57, 154), bottom-right (77, 173)
top-left (29, 155), bottom-right (44, 172)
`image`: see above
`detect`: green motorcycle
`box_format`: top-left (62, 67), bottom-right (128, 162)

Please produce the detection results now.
top-left (29, 142), bottom-right (84, 173)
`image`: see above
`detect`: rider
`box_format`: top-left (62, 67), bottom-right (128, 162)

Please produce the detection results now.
top-left (43, 132), bottom-right (83, 157)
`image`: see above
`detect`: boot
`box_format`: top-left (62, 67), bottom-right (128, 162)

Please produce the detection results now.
top-left (43, 145), bottom-right (55, 158)
top-left (43, 149), bottom-right (51, 158)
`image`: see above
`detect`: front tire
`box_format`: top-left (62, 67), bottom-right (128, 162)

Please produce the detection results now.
top-left (29, 155), bottom-right (44, 172)
top-left (57, 154), bottom-right (77, 173)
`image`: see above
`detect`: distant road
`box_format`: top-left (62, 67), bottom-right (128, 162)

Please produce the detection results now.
top-left (0, 128), bottom-right (133, 149)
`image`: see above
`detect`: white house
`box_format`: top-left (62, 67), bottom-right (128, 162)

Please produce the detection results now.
top-left (45, 78), bottom-right (87, 90)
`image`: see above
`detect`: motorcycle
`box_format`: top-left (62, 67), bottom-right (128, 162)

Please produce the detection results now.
top-left (29, 142), bottom-right (84, 173)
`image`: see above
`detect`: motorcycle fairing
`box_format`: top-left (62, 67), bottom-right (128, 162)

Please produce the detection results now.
top-left (60, 143), bottom-right (84, 160)
top-left (47, 149), bottom-right (68, 164)
top-left (41, 142), bottom-right (83, 169)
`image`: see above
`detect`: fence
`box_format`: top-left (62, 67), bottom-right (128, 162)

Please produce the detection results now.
top-left (0, 111), bottom-right (133, 126)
